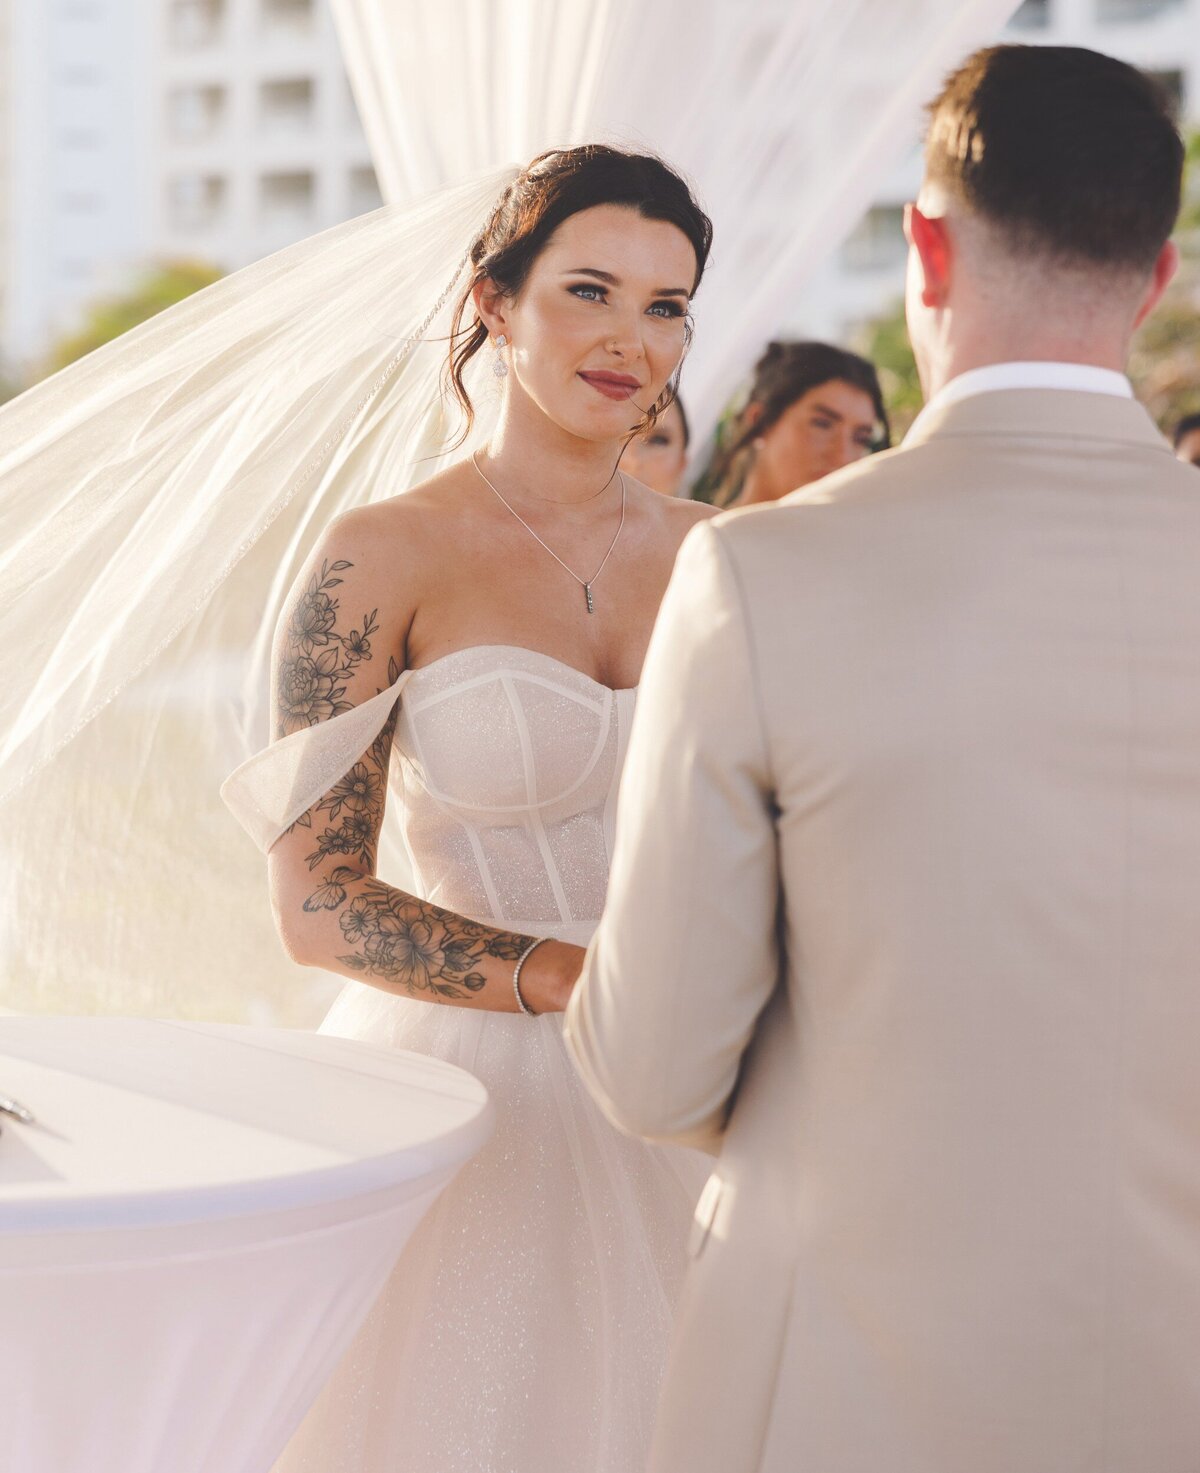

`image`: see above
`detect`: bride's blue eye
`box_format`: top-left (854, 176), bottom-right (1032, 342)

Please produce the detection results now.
top-left (647, 301), bottom-right (685, 319)
top-left (568, 284), bottom-right (605, 302)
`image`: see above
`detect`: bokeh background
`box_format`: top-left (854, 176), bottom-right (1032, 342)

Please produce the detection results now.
top-left (5, 0), bottom-right (1200, 1027)
top-left (4, 0), bottom-right (1200, 442)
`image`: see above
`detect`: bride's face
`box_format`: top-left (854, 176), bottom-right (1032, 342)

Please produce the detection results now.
top-left (489, 204), bottom-right (697, 442)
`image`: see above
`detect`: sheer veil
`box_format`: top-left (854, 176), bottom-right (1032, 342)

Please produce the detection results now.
top-left (0, 168), bottom-right (516, 1023)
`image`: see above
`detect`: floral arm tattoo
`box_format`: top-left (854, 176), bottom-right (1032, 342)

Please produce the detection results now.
top-left (305, 875), bottom-right (537, 1001)
top-left (276, 556), bottom-right (538, 1003)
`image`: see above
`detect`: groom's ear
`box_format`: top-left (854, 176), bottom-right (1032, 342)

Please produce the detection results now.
top-left (905, 204), bottom-right (953, 310)
top-left (1132, 239), bottom-right (1179, 330)
top-left (472, 277), bottom-right (511, 338)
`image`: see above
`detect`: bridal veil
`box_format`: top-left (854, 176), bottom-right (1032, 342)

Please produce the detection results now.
top-left (0, 0), bottom-right (1020, 1022)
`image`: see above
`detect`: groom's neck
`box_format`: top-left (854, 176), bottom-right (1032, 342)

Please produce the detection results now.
top-left (920, 272), bottom-right (1137, 401)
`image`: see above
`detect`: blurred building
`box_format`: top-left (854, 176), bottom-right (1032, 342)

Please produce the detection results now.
top-left (156, 0), bottom-right (378, 269)
top-left (3, 0), bottom-right (1198, 383)
top-left (797, 0), bottom-right (1200, 342)
top-left (0, 0), bottom-right (379, 379)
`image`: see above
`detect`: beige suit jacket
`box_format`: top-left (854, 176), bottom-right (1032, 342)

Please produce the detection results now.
top-left (565, 389), bottom-right (1200, 1473)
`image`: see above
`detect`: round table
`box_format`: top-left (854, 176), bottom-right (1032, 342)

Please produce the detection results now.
top-left (0, 1017), bottom-right (492, 1473)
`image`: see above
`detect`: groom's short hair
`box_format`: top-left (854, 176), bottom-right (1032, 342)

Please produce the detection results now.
top-left (924, 45), bottom-right (1183, 272)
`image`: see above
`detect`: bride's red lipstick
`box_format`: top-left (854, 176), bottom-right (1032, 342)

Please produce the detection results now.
top-left (579, 370), bottom-right (641, 401)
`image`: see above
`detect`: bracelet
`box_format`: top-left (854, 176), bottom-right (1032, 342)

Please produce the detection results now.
top-left (513, 938), bottom-right (547, 1016)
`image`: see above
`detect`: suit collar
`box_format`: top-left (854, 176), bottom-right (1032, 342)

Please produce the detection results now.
top-left (901, 387), bottom-right (1172, 455)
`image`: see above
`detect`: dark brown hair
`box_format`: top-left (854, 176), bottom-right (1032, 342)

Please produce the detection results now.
top-left (708, 340), bottom-right (889, 506)
top-left (1173, 411), bottom-right (1200, 449)
top-left (446, 145), bottom-right (713, 437)
top-left (925, 44), bottom-right (1183, 270)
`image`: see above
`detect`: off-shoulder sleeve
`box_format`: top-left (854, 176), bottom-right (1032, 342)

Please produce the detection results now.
top-left (220, 667), bottom-right (412, 854)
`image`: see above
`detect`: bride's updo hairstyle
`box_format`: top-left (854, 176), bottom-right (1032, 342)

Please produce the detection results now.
top-left (447, 145), bottom-right (713, 437)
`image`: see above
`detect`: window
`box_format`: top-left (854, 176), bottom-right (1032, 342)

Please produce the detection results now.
top-left (169, 0), bottom-right (225, 48)
top-left (261, 0), bottom-right (314, 36)
top-left (260, 170), bottom-right (315, 224)
top-left (259, 78), bottom-right (315, 132)
top-left (840, 204), bottom-right (907, 274)
top-left (349, 165), bottom-right (382, 216)
top-left (167, 173), bottom-right (228, 230)
top-left (1009, 0), bottom-right (1051, 27)
top-left (1096, 0), bottom-right (1182, 20)
top-left (167, 84), bottom-right (227, 140)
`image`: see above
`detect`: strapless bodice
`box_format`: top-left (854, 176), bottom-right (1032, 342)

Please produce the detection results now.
top-left (388, 646), bottom-right (638, 939)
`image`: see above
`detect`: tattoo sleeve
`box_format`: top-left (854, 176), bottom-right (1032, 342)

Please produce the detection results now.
top-left (274, 554), bottom-right (539, 1005)
top-left (304, 875), bottom-right (537, 1001)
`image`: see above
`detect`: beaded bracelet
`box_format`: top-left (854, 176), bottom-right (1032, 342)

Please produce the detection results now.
top-left (513, 937), bottom-right (547, 1016)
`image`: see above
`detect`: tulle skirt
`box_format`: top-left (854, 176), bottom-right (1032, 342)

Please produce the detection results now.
top-left (271, 974), bottom-right (707, 1473)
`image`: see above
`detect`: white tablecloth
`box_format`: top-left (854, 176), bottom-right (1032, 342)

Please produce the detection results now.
top-left (0, 1017), bottom-right (492, 1473)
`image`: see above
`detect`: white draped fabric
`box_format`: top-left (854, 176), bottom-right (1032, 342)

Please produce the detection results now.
top-left (1, 1), bottom-right (1017, 1027)
top-left (0, 1018), bottom-right (491, 1473)
top-left (333, 0), bottom-right (1022, 435)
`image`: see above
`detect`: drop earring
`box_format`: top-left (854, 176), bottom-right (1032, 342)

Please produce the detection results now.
top-left (492, 334), bottom-right (509, 379)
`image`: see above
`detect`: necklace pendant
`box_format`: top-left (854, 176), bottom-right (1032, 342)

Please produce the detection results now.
top-left (584, 583), bottom-right (595, 615)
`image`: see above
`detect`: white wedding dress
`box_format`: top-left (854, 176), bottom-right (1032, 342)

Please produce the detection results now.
top-left (272, 644), bottom-right (707, 1473)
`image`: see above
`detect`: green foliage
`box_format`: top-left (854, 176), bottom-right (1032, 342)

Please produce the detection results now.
top-left (43, 260), bottom-right (223, 376)
top-left (1131, 126), bottom-right (1200, 433)
top-left (687, 402), bottom-right (742, 505)
top-left (852, 300), bottom-right (922, 441)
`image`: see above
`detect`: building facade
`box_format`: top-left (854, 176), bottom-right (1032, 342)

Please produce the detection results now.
top-left (3, 0), bottom-right (1196, 382)
top-left (0, 0), bottom-right (379, 379)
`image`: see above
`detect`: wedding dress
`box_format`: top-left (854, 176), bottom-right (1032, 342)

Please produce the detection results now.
top-left (257, 643), bottom-right (707, 1473)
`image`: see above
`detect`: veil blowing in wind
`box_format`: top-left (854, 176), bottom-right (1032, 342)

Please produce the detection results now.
top-left (0, 0), bottom-right (1020, 1024)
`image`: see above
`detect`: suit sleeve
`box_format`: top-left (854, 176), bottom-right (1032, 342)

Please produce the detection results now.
top-left (564, 519), bottom-right (779, 1155)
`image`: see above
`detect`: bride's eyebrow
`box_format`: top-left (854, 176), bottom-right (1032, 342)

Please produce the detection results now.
top-left (564, 267), bottom-right (690, 298)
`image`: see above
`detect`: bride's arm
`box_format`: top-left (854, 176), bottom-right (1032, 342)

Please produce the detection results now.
top-left (265, 508), bottom-right (578, 1013)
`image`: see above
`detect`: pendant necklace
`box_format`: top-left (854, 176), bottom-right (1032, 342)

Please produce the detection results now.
top-left (472, 452), bottom-right (626, 615)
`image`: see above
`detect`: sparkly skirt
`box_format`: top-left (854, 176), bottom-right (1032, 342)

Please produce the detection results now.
top-left (270, 973), bottom-right (707, 1473)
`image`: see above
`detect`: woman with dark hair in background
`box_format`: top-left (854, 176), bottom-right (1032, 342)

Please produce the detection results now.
top-left (1172, 410), bottom-right (1200, 466)
top-left (620, 394), bottom-right (690, 495)
top-left (712, 339), bottom-right (890, 507)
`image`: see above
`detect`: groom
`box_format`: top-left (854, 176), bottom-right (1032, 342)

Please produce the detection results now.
top-left (566, 44), bottom-right (1200, 1473)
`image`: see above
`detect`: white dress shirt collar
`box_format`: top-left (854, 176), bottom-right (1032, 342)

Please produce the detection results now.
top-left (907, 361), bottom-right (1133, 441)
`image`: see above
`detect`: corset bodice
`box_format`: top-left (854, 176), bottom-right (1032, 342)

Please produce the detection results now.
top-left (388, 646), bottom-right (638, 938)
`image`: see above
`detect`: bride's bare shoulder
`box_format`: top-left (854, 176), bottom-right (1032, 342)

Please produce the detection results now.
top-left (661, 495), bottom-right (719, 526)
top-left (284, 465), bottom-right (476, 665)
top-left (624, 478), bottom-right (719, 552)
top-left (320, 463), bottom-right (477, 562)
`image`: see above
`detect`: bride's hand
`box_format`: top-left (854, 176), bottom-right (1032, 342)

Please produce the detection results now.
top-left (520, 940), bottom-right (587, 1014)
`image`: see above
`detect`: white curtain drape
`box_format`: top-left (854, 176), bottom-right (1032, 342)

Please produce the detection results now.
top-left (333, 0), bottom-right (1021, 436)
top-left (2, 1), bottom-right (1019, 1028)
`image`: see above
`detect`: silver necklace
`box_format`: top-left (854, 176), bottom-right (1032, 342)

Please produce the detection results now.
top-left (472, 453), bottom-right (626, 615)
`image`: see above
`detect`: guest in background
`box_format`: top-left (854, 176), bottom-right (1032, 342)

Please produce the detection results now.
top-left (710, 339), bottom-right (890, 507)
top-left (620, 396), bottom-right (690, 496)
top-left (1173, 411), bottom-right (1200, 465)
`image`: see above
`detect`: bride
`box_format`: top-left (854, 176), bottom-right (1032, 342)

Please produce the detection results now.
top-left (236, 145), bottom-right (717, 1471)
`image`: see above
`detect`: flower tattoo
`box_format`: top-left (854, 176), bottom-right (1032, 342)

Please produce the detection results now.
top-left (321, 881), bottom-right (535, 1000)
top-left (282, 560), bottom-right (535, 1003)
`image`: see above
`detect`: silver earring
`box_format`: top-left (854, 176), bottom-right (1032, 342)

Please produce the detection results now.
top-left (492, 334), bottom-right (508, 379)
